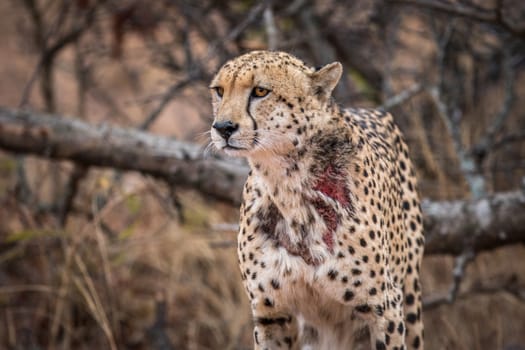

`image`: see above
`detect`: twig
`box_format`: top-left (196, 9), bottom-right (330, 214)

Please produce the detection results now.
top-left (471, 45), bottom-right (517, 161)
top-left (284, 0), bottom-right (308, 15)
top-left (448, 250), bottom-right (475, 301)
top-left (485, 46), bottom-right (517, 139)
top-left (491, 131), bottom-right (525, 151)
top-left (388, 0), bottom-right (525, 36)
top-left (73, 255), bottom-right (117, 350)
top-left (428, 86), bottom-right (486, 198)
top-left (17, 0), bottom-right (99, 221)
top-left (58, 165), bottom-right (88, 227)
top-left (14, 156), bottom-right (33, 205)
top-left (379, 83), bottom-right (423, 110)
top-left (423, 249), bottom-right (474, 309)
top-left (263, 5), bottom-right (278, 50)
top-left (428, 20), bottom-right (486, 199)
top-left (146, 293), bottom-right (175, 350)
top-left (137, 75), bottom-right (197, 131)
top-left (389, 0), bottom-right (496, 22)
top-left (298, 5), bottom-right (336, 64)
top-left (55, 41), bottom-right (91, 228)
top-left (19, 0), bottom-right (98, 110)
top-left (225, 1), bottom-right (269, 43)
top-left (424, 272), bottom-right (525, 309)
top-left (138, 0), bottom-right (271, 132)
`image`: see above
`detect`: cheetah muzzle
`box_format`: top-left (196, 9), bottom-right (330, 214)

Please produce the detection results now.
top-left (210, 51), bottom-right (425, 350)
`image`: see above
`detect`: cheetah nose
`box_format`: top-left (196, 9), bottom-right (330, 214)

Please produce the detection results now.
top-left (213, 120), bottom-right (239, 141)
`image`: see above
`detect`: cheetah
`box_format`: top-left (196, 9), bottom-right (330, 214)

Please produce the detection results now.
top-left (210, 51), bottom-right (424, 350)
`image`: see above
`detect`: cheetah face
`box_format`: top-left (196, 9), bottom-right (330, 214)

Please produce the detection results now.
top-left (210, 51), bottom-right (342, 158)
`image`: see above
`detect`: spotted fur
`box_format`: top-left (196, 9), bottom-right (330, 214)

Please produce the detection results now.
top-left (210, 51), bottom-right (424, 350)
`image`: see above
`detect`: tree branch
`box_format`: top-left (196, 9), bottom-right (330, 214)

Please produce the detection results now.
top-left (1, 107), bottom-right (525, 256)
top-left (423, 249), bottom-right (475, 308)
top-left (427, 20), bottom-right (487, 199)
top-left (380, 83), bottom-right (423, 110)
top-left (0, 107), bottom-right (247, 204)
top-left (389, 0), bottom-right (525, 37)
top-left (422, 191), bottom-right (525, 254)
top-left (263, 5), bottom-right (278, 50)
top-left (471, 45), bottom-right (517, 162)
top-left (424, 272), bottom-right (525, 309)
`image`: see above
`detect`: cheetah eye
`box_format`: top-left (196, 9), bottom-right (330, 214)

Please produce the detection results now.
top-left (251, 86), bottom-right (270, 98)
top-left (212, 86), bottom-right (224, 98)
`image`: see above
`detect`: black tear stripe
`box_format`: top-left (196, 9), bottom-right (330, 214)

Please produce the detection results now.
top-left (246, 94), bottom-right (258, 146)
top-left (254, 316), bottom-right (291, 327)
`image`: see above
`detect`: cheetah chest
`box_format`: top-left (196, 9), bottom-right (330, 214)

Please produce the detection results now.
top-left (256, 163), bottom-right (354, 265)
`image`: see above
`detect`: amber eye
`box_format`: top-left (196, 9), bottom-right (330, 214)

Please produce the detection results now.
top-left (251, 86), bottom-right (270, 98)
top-left (214, 87), bottom-right (224, 98)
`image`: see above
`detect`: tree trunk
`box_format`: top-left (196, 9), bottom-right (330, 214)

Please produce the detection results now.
top-left (1, 107), bottom-right (524, 255)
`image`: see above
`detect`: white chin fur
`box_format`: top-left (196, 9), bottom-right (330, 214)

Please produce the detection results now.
top-left (223, 147), bottom-right (250, 157)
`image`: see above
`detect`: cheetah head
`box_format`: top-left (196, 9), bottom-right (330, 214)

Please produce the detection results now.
top-left (210, 51), bottom-right (342, 158)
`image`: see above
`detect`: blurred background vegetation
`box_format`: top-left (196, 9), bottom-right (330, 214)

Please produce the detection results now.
top-left (0, 0), bottom-right (524, 349)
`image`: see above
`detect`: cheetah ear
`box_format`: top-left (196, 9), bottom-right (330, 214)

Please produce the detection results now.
top-left (310, 62), bottom-right (342, 102)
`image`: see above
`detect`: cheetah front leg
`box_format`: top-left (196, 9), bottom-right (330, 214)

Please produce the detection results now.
top-left (403, 265), bottom-right (424, 349)
top-left (251, 303), bottom-right (300, 350)
top-left (367, 285), bottom-right (407, 350)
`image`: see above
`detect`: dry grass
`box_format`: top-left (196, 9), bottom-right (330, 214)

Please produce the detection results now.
top-left (0, 172), bottom-right (252, 349)
top-left (1, 171), bottom-right (525, 349)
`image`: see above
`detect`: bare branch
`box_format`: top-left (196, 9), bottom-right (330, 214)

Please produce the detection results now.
top-left (380, 83), bottom-right (423, 110)
top-left (58, 165), bottom-right (88, 227)
top-left (424, 272), bottom-right (525, 309)
top-left (19, 1), bottom-right (98, 110)
top-left (389, 0), bottom-right (525, 36)
top-left (390, 0), bottom-right (496, 22)
top-left (428, 86), bottom-right (486, 199)
top-left (491, 131), bottom-right (525, 151)
top-left (427, 21), bottom-right (486, 199)
top-left (485, 47), bottom-right (517, 139)
top-left (224, 1), bottom-right (269, 43)
top-left (422, 191), bottom-right (525, 254)
top-left (0, 107), bottom-right (247, 204)
top-left (137, 76), bottom-right (198, 131)
top-left (472, 46), bottom-right (517, 161)
top-left (264, 5), bottom-right (278, 50)
top-left (423, 250), bottom-right (475, 309)
top-left (1, 107), bottom-right (524, 257)
top-left (146, 294), bottom-right (175, 350)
